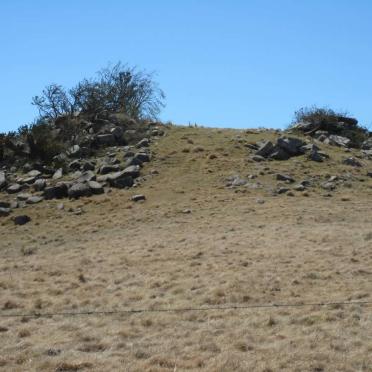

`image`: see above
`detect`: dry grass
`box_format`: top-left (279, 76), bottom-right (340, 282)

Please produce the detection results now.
top-left (0, 126), bottom-right (372, 371)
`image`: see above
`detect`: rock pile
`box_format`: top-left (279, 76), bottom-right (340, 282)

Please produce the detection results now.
top-left (0, 113), bottom-right (165, 218)
top-left (291, 115), bottom-right (370, 149)
top-left (250, 136), bottom-right (329, 162)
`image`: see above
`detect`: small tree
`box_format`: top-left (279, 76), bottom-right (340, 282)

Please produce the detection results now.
top-left (32, 62), bottom-right (165, 120)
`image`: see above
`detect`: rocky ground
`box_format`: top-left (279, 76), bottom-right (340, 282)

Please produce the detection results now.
top-left (0, 125), bottom-right (372, 371)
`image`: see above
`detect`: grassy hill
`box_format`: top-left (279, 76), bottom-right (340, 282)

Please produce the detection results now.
top-left (1, 125), bottom-right (372, 371)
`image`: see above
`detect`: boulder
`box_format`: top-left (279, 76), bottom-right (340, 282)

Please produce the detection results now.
top-left (122, 165), bottom-right (140, 178)
top-left (87, 181), bottom-right (104, 195)
top-left (125, 157), bottom-right (143, 167)
top-left (68, 183), bottom-right (92, 199)
top-left (269, 147), bottom-right (290, 160)
top-left (134, 152), bottom-right (151, 163)
top-left (69, 160), bottom-right (82, 171)
top-left (82, 161), bottom-right (95, 171)
top-left (251, 155), bottom-right (266, 162)
top-left (308, 150), bottom-right (324, 162)
top-left (326, 135), bottom-right (351, 147)
top-left (21, 176), bottom-right (38, 185)
top-left (43, 184), bottom-right (68, 200)
top-left (255, 141), bottom-right (274, 157)
top-left (17, 193), bottom-right (32, 201)
top-left (0, 201), bottom-right (11, 208)
top-left (110, 126), bottom-right (124, 140)
top-left (276, 137), bottom-right (306, 156)
top-left (99, 171), bottom-right (134, 188)
top-left (99, 164), bottom-right (121, 175)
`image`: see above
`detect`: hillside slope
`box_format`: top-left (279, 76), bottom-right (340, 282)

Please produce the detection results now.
top-left (1, 125), bottom-right (372, 371)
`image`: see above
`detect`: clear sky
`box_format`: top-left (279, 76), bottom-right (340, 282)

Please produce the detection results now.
top-left (1, 0), bottom-right (372, 132)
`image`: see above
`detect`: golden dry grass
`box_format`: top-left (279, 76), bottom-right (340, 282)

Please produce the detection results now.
top-left (0, 125), bottom-right (372, 371)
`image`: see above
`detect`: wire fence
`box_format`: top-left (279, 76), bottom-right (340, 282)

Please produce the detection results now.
top-left (1, 300), bottom-right (371, 319)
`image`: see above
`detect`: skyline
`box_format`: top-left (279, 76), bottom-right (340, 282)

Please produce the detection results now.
top-left (1, 0), bottom-right (372, 132)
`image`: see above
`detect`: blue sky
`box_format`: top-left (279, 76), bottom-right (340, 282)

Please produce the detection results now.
top-left (1, 0), bottom-right (372, 132)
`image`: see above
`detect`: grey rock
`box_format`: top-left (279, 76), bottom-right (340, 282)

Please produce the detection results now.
top-left (88, 181), bottom-right (104, 194)
top-left (33, 179), bottom-right (47, 191)
top-left (21, 176), bottom-right (37, 184)
top-left (123, 165), bottom-right (140, 178)
top-left (69, 160), bottom-right (81, 171)
top-left (136, 138), bottom-right (150, 148)
top-left (43, 184), bottom-right (68, 200)
top-left (0, 201), bottom-right (11, 208)
top-left (321, 182), bottom-right (336, 191)
top-left (326, 135), bottom-right (351, 147)
top-left (361, 138), bottom-right (372, 150)
top-left (110, 126), bottom-right (124, 140)
top-left (0, 207), bottom-right (11, 217)
top-left (123, 151), bottom-right (135, 158)
top-left (27, 170), bottom-right (42, 178)
top-left (269, 147), bottom-right (290, 160)
top-left (7, 184), bottom-right (22, 194)
top-left (367, 171), bottom-right (372, 178)
top-left (255, 141), bottom-right (274, 157)
top-left (308, 150), bottom-right (323, 162)
top-left (342, 157), bottom-right (362, 167)
top-left (0, 171), bottom-right (6, 189)
top-left (134, 152), bottom-right (151, 163)
top-left (277, 187), bottom-right (290, 194)
top-left (277, 137), bottom-right (306, 156)
top-left (82, 161), bottom-right (95, 171)
top-left (293, 184), bottom-right (306, 191)
top-left (300, 143), bottom-right (319, 153)
top-left (66, 144), bottom-right (81, 157)
top-left (26, 196), bottom-right (44, 204)
top-left (77, 171), bottom-right (96, 183)
top-left (68, 183), bottom-right (92, 199)
top-left (276, 174), bottom-right (295, 183)
top-left (53, 168), bottom-right (63, 180)
top-left (13, 215), bottom-right (31, 225)
top-left (17, 193), bottom-right (32, 201)
top-left (99, 164), bottom-right (120, 175)
top-left (125, 157), bottom-right (143, 167)
top-left (251, 155), bottom-right (266, 162)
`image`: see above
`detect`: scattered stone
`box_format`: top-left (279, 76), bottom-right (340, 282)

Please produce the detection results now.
top-left (13, 215), bottom-right (31, 225)
top-left (342, 157), bottom-right (362, 167)
top-left (277, 187), bottom-right (290, 194)
top-left (57, 203), bottom-right (64, 210)
top-left (82, 161), bottom-right (95, 171)
top-left (251, 155), bottom-right (266, 162)
top-left (325, 135), bottom-right (351, 147)
top-left (276, 174), bottom-right (295, 183)
top-left (131, 194), bottom-right (146, 202)
top-left (362, 138), bottom-right (372, 150)
top-left (134, 152), bottom-right (151, 163)
top-left (182, 208), bottom-right (192, 214)
top-left (367, 171), bottom-right (372, 178)
top-left (0, 201), bottom-right (10, 208)
top-left (276, 137), bottom-right (306, 156)
top-left (293, 184), bottom-right (306, 191)
top-left (321, 182), bottom-right (336, 191)
top-left (69, 159), bottom-right (81, 171)
top-left (256, 198), bottom-right (265, 204)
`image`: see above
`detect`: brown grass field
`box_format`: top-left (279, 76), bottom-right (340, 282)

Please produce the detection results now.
top-left (1, 126), bottom-right (372, 371)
